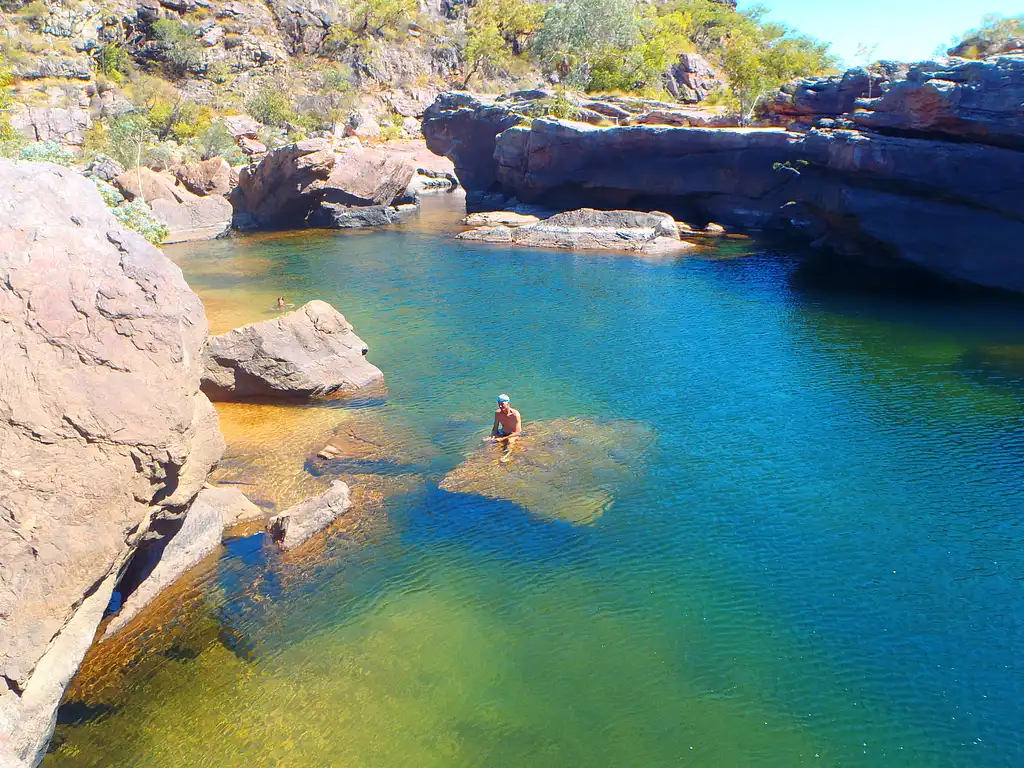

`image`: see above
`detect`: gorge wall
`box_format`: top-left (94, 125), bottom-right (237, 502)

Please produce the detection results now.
top-left (423, 56), bottom-right (1024, 293)
top-left (0, 159), bottom-right (224, 766)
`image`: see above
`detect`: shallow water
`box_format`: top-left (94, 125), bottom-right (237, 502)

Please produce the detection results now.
top-left (49, 194), bottom-right (1024, 766)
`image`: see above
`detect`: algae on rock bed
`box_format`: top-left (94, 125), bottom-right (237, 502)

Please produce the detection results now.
top-left (439, 417), bottom-right (655, 524)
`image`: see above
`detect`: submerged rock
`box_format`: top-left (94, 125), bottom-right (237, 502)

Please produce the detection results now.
top-left (308, 202), bottom-right (417, 228)
top-left (201, 300), bottom-right (384, 401)
top-left (439, 418), bottom-right (654, 524)
top-left (195, 485), bottom-right (266, 528)
top-left (0, 158), bottom-right (222, 765)
top-left (268, 480), bottom-right (353, 550)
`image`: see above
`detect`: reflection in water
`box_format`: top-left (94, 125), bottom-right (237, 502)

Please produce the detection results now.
top-left (49, 194), bottom-right (1024, 768)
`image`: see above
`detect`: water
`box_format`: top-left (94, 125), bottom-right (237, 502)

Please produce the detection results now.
top-left (48, 195), bottom-right (1024, 767)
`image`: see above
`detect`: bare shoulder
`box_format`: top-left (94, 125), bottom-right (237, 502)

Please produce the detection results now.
top-left (512, 408), bottom-right (522, 419)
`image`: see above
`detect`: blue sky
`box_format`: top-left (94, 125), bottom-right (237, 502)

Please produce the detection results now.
top-left (737, 0), bottom-right (1022, 66)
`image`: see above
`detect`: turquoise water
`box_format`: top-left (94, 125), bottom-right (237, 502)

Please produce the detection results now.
top-left (49, 195), bottom-right (1024, 766)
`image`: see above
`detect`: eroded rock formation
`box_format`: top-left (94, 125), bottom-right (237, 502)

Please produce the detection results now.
top-left (114, 166), bottom-right (233, 243)
top-left (201, 300), bottom-right (384, 401)
top-left (423, 55), bottom-right (1024, 292)
top-left (0, 159), bottom-right (223, 766)
top-left (268, 480), bottom-right (352, 550)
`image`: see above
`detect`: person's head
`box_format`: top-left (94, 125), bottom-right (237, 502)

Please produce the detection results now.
top-left (277, 296), bottom-right (285, 306)
top-left (497, 394), bottom-right (511, 412)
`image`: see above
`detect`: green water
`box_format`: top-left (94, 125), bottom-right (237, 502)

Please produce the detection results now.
top-left (49, 195), bottom-right (1024, 767)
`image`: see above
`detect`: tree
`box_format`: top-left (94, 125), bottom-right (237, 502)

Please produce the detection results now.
top-left (462, 15), bottom-right (510, 88)
top-left (533, 0), bottom-right (638, 88)
top-left (152, 19), bottom-right (205, 77)
top-left (108, 111), bottom-right (154, 172)
top-left (948, 14), bottom-right (1024, 58)
top-left (245, 85), bottom-right (296, 127)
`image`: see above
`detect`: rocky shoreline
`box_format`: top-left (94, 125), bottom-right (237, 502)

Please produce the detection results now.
top-left (423, 55), bottom-right (1024, 293)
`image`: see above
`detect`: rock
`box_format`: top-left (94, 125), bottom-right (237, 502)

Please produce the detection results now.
top-left (137, 0), bottom-right (161, 23)
top-left (149, 194), bottom-right (233, 243)
top-left (948, 35), bottom-right (1024, 58)
top-left (8, 106), bottom-right (92, 146)
top-left (268, 480), bottom-right (352, 550)
top-left (703, 222), bottom-right (727, 235)
top-left (200, 25), bottom-right (224, 47)
top-left (15, 53), bottom-right (91, 80)
top-left (345, 109), bottom-right (382, 139)
top-left (663, 52), bottom-right (727, 103)
top-left (422, 86), bottom-right (1024, 292)
top-left (0, 159), bottom-right (221, 764)
top-left (308, 202), bottom-right (416, 228)
top-left (238, 137), bottom-right (269, 155)
top-left (194, 485), bottom-right (266, 527)
top-left (513, 209), bottom-right (688, 253)
top-left (114, 167), bottom-right (189, 204)
top-left (222, 115), bottom-right (263, 139)
top-left (627, 108), bottom-right (738, 128)
top-left (84, 156), bottom-right (125, 183)
top-left (202, 300), bottom-right (384, 401)
top-left (463, 211), bottom-right (540, 227)
top-left (174, 157), bottom-right (234, 197)
top-left (457, 224), bottom-right (514, 243)
top-left (231, 140), bottom-right (416, 228)
top-left (770, 67), bottom-right (891, 120)
top-left (854, 56), bottom-right (1024, 150)
top-left (439, 418), bottom-right (654, 524)
top-left (101, 496), bottom-right (224, 639)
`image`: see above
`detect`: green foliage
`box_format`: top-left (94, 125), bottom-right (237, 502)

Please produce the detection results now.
top-left (197, 122), bottom-right (244, 163)
top-left (533, 0), bottom-right (638, 88)
top-left (0, 53), bottom-right (18, 150)
top-left (346, 0), bottom-right (416, 37)
top-left (92, 177), bottom-right (125, 208)
top-left (245, 86), bottom-right (295, 128)
top-left (152, 19), bottom-right (205, 77)
top-left (462, 14), bottom-right (510, 88)
top-left (17, 140), bottom-right (77, 165)
top-left (97, 44), bottom-right (133, 85)
top-left (111, 199), bottom-right (170, 245)
top-left (950, 14), bottom-right (1024, 58)
top-left (107, 111), bottom-right (154, 169)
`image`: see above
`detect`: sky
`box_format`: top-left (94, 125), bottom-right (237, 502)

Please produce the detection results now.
top-left (737, 0), bottom-right (1022, 66)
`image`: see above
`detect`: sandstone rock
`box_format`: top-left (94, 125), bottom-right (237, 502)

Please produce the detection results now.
top-left (268, 480), bottom-right (352, 550)
top-left (463, 211), bottom-right (540, 227)
top-left (627, 108), bottom-right (738, 128)
top-left (664, 52), bottom-right (727, 103)
top-left (439, 418), bottom-right (654, 524)
top-left (345, 109), bottom-right (382, 139)
top-left (771, 67), bottom-right (890, 120)
top-left (308, 202), bottom-right (416, 228)
top-left (174, 157), bottom-right (234, 196)
top-left (8, 106), bottom-right (92, 146)
top-left (239, 137), bottom-right (269, 155)
top-left (195, 485), bottom-right (266, 527)
top-left (202, 300), bottom-right (384, 401)
top-left (232, 140), bottom-right (416, 228)
top-left (84, 156), bottom-right (126, 183)
top-left (703, 222), bottom-right (727, 235)
top-left (222, 115), bottom-right (263, 139)
top-left (510, 209), bottom-right (687, 253)
top-left (149, 194), bottom-right (233, 243)
top-left (114, 167), bottom-right (189, 204)
top-left (854, 56), bottom-right (1024, 150)
top-left (457, 224), bottom-right (514, 243)
top-left (16, 53), bottom-right (91, 80)
top-left (0, 159), bottom-right (221, 763)
top-left (101, 496), bottom-right (224, 639)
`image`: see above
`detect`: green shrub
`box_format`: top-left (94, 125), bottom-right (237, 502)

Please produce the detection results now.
top-left (97, 44), bottom-right (133, 85)
top-left (92, 177), bottom-right (125, 208)
top-left (18, 140), bottom-right (77, 165)
top-left (245, 86), bottom-right (295, 127)
top-left (111, 199), bottom-right (169, 245)
top-left (196, 122), bottom-right (244, 163)
top-left (152, 19), bottom-right (205, 77)
top-left (107, 111), bottom-right (154, 169)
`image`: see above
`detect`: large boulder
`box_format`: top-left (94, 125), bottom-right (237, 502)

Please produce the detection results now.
top-left (201, 300), bottom-right (384, 401)
top-left (268, 480), bottom-right (352, 550)
top-left (173, 157), bottom-right (234, 197)
top-left (231, 139), bottom-right (416, 228)
top-left (663, 52), bottom-right (727, 103)
top-left (308, 202), bottom-right (416, 228)
top-left (0, 159), bottom-right (223, 765)
top-left (115, 167), bottom-right (232, 243)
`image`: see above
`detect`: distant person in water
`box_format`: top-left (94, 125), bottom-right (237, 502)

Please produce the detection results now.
top-left (489, 394), bottom-right (522, 460)
top-left (276, 296), bottom-right (295, 310)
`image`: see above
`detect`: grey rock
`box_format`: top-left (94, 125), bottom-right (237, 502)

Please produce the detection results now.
top-left (202, 300), bottom-right (384, 401)
top-left (510, 209), bottom-right (688, 253)
top-left (268, 480), bottom-right (352, 550)
top-left (664, 52), bottom-right (727, 103)
top-left (195, 485), bottom-right (266, 528)
top-left (221, 115), bottom-right (263, 139)
top-left (308, 202), bottom-right (414, 228)
top-left (174, 157), bottom-right (234, 197)
top-left (85, 156), bottom-right (126, 182)
top-left (457, 224), bottom-right (514, 243)
top-left (8, 106), bottom-right (92, 146)
top-left (463, 211), bottom-right (540, 227)
top-left (150, 195), bottom-right (233, 243)
top-left (0, 159), bottom-right (221, 763)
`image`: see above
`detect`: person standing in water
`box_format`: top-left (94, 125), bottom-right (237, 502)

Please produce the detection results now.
top-left (277, 296), bottom-right (295, 310)
top-left (489, 394), bottom-right (522, 460)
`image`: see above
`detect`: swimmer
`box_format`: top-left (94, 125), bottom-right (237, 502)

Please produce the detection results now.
top-left (276, 296), bottom-right (295, 309)
top-left (488, 393), bottom-right (522, 461)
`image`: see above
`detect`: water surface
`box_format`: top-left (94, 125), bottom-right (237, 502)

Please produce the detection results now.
top-left (49, 195), bottom-right (1024, 767)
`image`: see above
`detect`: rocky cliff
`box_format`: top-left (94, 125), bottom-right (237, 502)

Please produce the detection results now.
top-left (423, 56), bottom-right (1024, 292)
top-left (0, 159), bottom-right (223, 765)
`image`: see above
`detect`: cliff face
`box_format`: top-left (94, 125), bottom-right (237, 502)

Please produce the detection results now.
top-left (0, 159), bottom-right (223, 766)
top-left (423, 56), bottom-right (1024, 293)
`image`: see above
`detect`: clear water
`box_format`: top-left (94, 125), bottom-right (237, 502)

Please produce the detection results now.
top-left (48, 195), bottom-right (1024, 767)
